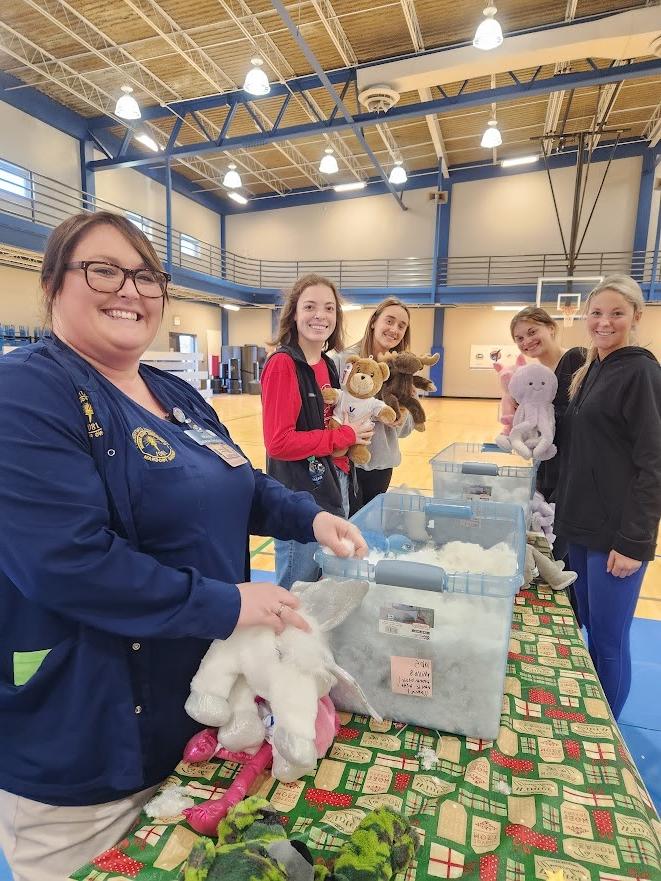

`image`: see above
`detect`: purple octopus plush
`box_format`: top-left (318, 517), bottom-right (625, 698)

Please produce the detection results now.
top-left (505, 362), bottom-right (558, 462)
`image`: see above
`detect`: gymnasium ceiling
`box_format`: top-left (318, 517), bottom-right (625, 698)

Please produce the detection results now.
top-left (0, 0), bottom-right (660, 206)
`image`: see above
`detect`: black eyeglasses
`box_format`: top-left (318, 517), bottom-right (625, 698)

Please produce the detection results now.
top-left (66, 261), bottom-right (170, 298)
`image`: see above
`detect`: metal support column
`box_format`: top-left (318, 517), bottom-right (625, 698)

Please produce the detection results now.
top-left (632, 150), bottom-right (655, 278)
top-left (79, 138), bottom-right (96, 212)
top-left (165, 158), bottom-right (173, 273)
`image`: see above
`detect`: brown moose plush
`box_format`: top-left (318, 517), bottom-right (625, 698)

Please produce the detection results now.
top-left (377, 351), bottom-right (439, 432)
top-left (322, 355), bottom-right (396, 465)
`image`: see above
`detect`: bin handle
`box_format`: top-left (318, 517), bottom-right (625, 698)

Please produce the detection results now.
top-left (460, 461), bottom-right (499, 477)
top-left (374, 560), bottom-right (447, 592)
top-left (424, 502), bottom-right (474, 519)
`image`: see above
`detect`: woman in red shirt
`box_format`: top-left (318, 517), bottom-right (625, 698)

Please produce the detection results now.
top-left (261, 274), bottom-right (374, 587)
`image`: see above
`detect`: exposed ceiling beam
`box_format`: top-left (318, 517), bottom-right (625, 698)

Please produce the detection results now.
top-left (213, 0), bottom-right (363, 181)
top-left (270, 0), bottom-right (406, 210)
top-left (643, 100), bottom-right (661, 148)
top-left (542, 0), bottom-right (579, 151)
top-left (88, 58), bottom-right (661, 172)
top-left (121, 0), bottom-right (320, 193)
top-left (399, 0), bottom-right (449, 177)
top-left (15, 0), bottom-right (284, 196)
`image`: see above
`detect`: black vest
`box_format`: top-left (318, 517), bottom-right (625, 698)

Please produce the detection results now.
top-left (262, 343), bottom-right (357, 517)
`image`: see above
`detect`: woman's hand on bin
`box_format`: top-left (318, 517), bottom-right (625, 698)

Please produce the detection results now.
top-left (313, 511), bottom-right (368, 559)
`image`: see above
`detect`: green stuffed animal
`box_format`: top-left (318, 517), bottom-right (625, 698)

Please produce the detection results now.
top-left (181, 796), bottom-right (418, 881)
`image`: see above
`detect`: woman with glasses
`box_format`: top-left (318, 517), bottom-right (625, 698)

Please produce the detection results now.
top-left (0, 212), bottom-right (366, 881)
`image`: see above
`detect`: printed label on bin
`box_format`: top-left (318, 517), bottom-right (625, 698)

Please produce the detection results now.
top-left (379, 603), bottom-right (434, 640)
top-left (463, 483), bottom-right (492, 499)
top-left (390, 656), bottom-right (432, 698)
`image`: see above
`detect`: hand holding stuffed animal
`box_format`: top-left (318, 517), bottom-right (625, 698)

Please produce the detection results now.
top-left (377, 351), bottom-right (439, 432)
top-left (506, 362), bottom-right (558, 461)
top-left (493, 354), bottom-right (526, 451)
top-left (185, 579), bottom-right (373, 782)
top-left (322, 356), bottom-right (396, 465)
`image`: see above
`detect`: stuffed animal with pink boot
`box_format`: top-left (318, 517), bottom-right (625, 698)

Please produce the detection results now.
top-left (493, 353), bottom-right (526, 451)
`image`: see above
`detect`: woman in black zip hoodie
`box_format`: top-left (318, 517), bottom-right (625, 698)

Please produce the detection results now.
top-left (555, 275), bottom-right (661, 719)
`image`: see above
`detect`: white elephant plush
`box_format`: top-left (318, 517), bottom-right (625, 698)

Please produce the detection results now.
top-left (507, 363), bottom-right (558, 462)
top-left (185, 578), bottom-right (374, 781)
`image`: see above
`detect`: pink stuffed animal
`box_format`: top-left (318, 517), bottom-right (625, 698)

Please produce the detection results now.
top-left (507, 362), bottom-right (558, 462)
top-left (493, 354), bottom-right (526, 451)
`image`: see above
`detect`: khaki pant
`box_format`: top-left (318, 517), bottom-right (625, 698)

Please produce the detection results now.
top-left (0, 786), bottom-right (159, 881)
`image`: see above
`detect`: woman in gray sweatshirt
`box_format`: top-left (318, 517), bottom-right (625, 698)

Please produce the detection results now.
top-left (334, 297), bottom-right (415, 505)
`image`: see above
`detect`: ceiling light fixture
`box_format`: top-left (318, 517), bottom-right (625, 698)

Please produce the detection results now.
top-left (480, 118), bottom-right (502, 148)
top-left (227, 191), bottom-right (248, 205)
top-left (223, 163), bottom-right (242, 188)
top-left (388, 160), bottom-right (407, 185)
top-left (222, 303), bottom-right (241, 311)
top-left (319, 148), bottom-right (339, 174)
top-left (115, 85), bottom-right (141, 120)
top-left (243, 57), bottom-right (270, 96)
top-left (473, 5), bottom-right (503, 51)
top-left (501, 154), bottom-right (539, 168)
top-left (135, 132), bottom-right (159, 152)
top-left (333, 181), bottom-right (367, 193)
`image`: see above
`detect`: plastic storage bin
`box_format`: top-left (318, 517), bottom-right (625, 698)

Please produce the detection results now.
top-left (430, 442), bottom-right (536, 524)
top-left (315, 491), bottom-right (526, 739)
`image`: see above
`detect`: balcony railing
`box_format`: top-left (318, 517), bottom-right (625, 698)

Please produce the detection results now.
top-left (0, 158), bottom-right (659, 293)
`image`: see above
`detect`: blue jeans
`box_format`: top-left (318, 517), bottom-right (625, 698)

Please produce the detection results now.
top-left (275, 468), bottom-right (350, 590)
top-left (568, 543), bottom-right (647, 719)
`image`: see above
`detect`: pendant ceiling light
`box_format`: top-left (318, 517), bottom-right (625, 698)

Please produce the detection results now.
top-left (319, 148), bottom-right (339, 174)
top-left (480, 118), bottom-right (502, 148)
top-left (223, 163), bottom-right (242, 189)
top-left (243, 57), bottom-right (270, 96)
top-left (115, 85), bottom-right (141, 120)
top-left (473, 5), bottom-right (503, 51)
top-left (388, 160), bottom-right (407, 185)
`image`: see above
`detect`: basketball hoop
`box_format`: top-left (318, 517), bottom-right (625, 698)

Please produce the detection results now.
top-left (560, 304), bottom-right (578, 327)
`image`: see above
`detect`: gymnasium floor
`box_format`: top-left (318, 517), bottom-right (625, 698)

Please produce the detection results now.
top-left (218, 393), bottom-right (661, 813)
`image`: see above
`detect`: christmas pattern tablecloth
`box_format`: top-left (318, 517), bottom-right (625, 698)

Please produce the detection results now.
top-left (71, 585), bottom-right (661, 881)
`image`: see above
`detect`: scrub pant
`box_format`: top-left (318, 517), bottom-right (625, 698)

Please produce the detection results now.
top-left (275, 468), bottom-right (350, 590)
top-left (356, 467), bottom-right (393, 508)
top-left (568, 543), bottom-right (647, 719)
top-left (0, 784), bottom-right (158, 881)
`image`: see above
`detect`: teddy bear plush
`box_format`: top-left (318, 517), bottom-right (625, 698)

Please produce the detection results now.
top-left (322, 356), bottom-right (396, 465)
top-left (505, 362), bottom-right (558, 461)
top-left (376, 351), bottom-right (439, 432)
top-left (182, 796), bottom-right (419, 881)
top-left (185, 578), bottom-right (376, 784)
top-left (493, 353), bottom-right (526, 451)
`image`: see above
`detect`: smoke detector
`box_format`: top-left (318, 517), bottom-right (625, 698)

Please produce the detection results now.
top-left (357, 85), bottom-right (400, 113)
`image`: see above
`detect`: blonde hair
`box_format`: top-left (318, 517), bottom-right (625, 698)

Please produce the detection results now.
top-left (509, 306), bottom-right (557, 340)
top-left (271, 273), bottom-right (345, 352)
top-left (358, 297), bottom-right (411, 357)
top-left (568, 275), bottom-right (645, 399)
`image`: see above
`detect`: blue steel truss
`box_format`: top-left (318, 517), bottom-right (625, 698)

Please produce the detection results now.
top-left (87, 58), bottom-right (661, 174)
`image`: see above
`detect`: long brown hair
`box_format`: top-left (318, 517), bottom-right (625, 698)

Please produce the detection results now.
top-left (271, 273), bottom-right (344, 352)
top-left (358, 297), bottom-right (411, 357)
top-left (40, 211), bottom-right (168, 324)
top-left (568, 275), bottom-right (645, 399)
top-left (509, 305), bottom-right (557, 340)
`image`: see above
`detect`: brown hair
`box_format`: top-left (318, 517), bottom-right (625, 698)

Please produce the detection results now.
top-left (358, 297), bottom-right (411, 357)
top-left (272, 273), bottom-right (344, 352)
top-left (40, 211), bottom-right (168, 324)
top-left (568, 275), bottom-right (645, 399)
top-left (509, 306), bottom-right (557, 340)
